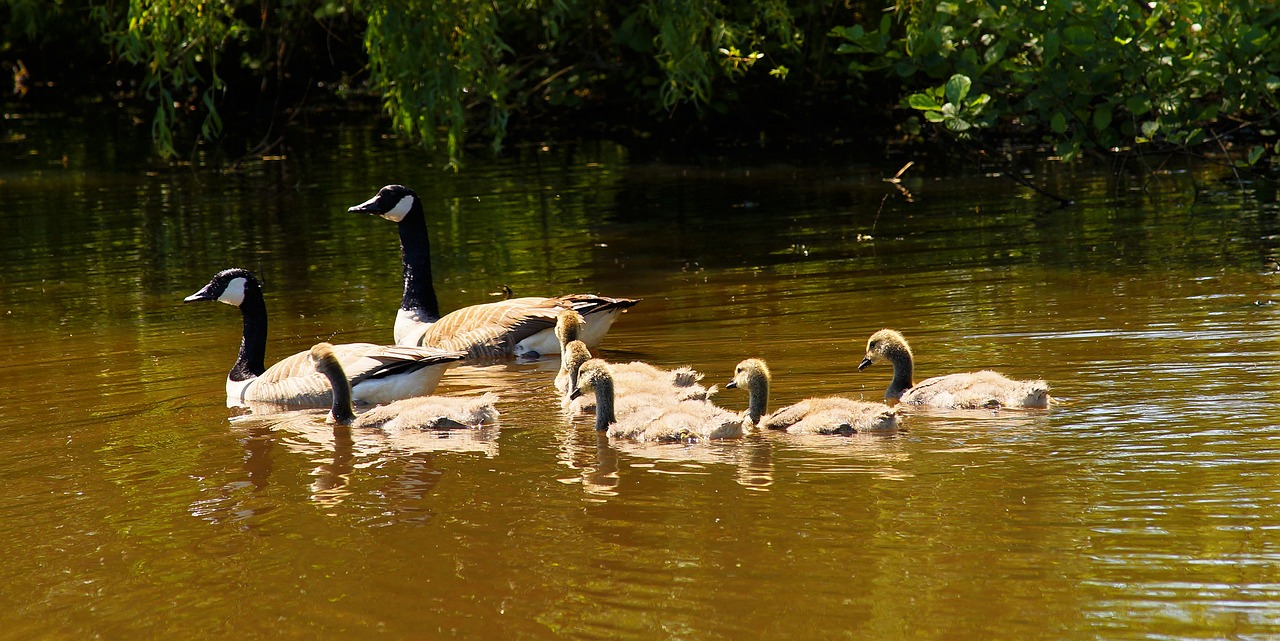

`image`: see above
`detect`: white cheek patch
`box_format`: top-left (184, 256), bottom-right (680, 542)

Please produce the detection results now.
top-left (382, 195), bottom-right (414, 222)
top-left (218, 277), bottom-right (247, 306)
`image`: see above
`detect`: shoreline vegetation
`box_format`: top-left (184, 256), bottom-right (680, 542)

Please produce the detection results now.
top-left (3, 1), bottom-right (1279, 172)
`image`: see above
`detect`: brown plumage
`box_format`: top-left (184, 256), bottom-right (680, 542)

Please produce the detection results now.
top-left (311, 342), bottom-right (499, 429)
top-left (349, 184), bottom-right (638, 360)
top-left (184, 267), bottom-right (466, 409)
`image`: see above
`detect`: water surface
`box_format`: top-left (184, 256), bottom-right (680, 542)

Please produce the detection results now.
top-left (2, 116), bottom-right (1280, 639)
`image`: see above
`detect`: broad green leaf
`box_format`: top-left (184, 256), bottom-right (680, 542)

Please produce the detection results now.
top-left (1093, 105), bottom-right (1112, 131)
top-left (1248, 145), bottom-right (1265, 166)
top-left (1051, 111), bottom-right (1067, 134)
top-left (944, 74), bottom-right (971, 104)
top-left (908, 93), bottom-right (942, 111)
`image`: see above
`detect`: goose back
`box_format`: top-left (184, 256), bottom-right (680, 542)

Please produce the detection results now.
top-left (901, 371), bottom-right (1051, 409)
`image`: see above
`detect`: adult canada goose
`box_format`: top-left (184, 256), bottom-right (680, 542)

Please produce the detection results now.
top-left (184, 268), bottom-right (467, 408)
top-left (348, 184), bottom-right (639, 359)
top-left (726, 358), bottom-right (898, 435)
top-left (570, 359), bottom-right (745, 442)
top-left (310, 343), bottom-right (499, 429)
top-left (858, 329), bottom-right (1052, 409)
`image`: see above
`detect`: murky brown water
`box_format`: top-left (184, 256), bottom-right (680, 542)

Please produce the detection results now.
top-left (3, 114), bottom-right (1280, 639)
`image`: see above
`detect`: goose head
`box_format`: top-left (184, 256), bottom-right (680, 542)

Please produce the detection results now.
top-left (726, 358), bottom-right (770, 392)
top-left (569, 359), bottom-right (612, 401)
top-left (308, 342), bottom-right (356, 425)
top-left (348, 184), bottom-right (421, 223)
top-left (307, 342), bottom-right (339, 372)
top-left (858, 328), bottom-right (912, 371)
top-left (726, 358), bottom-right (770, 424)
top-left (562, 340), bottom-right (593, 391)
top-left (556, 308), bottom-right (586, 347)
top-left (183, 268), bottom-right (260, 307)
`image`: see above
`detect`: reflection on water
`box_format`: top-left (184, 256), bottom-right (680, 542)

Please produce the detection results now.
top-left (4, 118), bottom-right (1280, 639)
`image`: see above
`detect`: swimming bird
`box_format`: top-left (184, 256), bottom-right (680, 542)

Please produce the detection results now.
top-left (184, 268), bottom-right (467, 408)
top-left (726, 358), bottom-right (898, 434)
top-left (348, 184), bottom-right (639, 359)
top-left (310, 342), bottom-right (499, 429)
top-left (552, 309), bottom-right (713, 406)
top-left (857, 329), bottom-right (1051, 409)
top-left (569, 359), bottom-right (745, 442)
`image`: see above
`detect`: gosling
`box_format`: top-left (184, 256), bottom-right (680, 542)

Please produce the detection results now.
top-left (310, 342), bottom-right (499, 429)
top-left (726, 358), bottom-right (898, 435)
top-left (858, 329), bottom-right (1051, 409)
top-left (555, 309), bottom-right (713, 412)
top-left (569, 359), bottom-right (745, 442)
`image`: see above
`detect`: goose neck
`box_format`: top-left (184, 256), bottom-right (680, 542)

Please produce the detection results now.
top-left (315, 357), bottom-right (356, 425)
top-left (593, 376), bottom-right (617, 431)
top-left (885, 346), bottom-right (914, 400)
top-left (231, 285), bottom-right (269, 382)
top-left (397, 204), bottom-right (441, 321)
top-left (746, 372), bottom-right (769, 424)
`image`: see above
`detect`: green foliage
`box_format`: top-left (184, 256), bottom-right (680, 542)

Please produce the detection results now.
top-left (91, 0), bottom-right (249, 159)
top-left (906, 73), bottom-right (990, 136)
top-left (18, 0), bottom-right (1280, 167)
top-left (835, 0), bottom-right (1280, 163)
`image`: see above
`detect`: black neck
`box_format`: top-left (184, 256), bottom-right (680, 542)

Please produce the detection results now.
top-left (747, 374), bottom-right (769, 424)
top-left (316, 357), bottom-right (356, 424)
top-left (399, 205), bottom-right (441, 321)
top-left (886, 351), bottom-right (915, 400)
top-left (593, 377), bottom-right (617, 431)
top-left (230, 283), bottom-right (268, 382)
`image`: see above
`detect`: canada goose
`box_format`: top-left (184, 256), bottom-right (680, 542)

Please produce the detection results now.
top-left (553, 309), bottom-right (587, 393)
top-left (310, 342), bottom-right (499, 429)
top-left (553, 309), bottom-right (711, 401)
top-left (726, 358), bottom-right (898, 434)
top-left (184, 268), bottom-right (467, 408)
top-left (858, 329), bottom-right (1052, 409)
top-left (348, 184), bottom-right (639, 359)
top-left (558, 342), bottom-right (715, 415)
top-left (570, 359), bottom-right (745, 442)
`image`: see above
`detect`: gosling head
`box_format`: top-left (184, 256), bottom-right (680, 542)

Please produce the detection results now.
top-left (555, 308), bottom-right (586, 346)
top-left (308, 342), bottom-right (338, 369)
top-left (347, 184), bottom-right (421, 223)
top-left (726, 358), bottom-right (770, 392)
top-left (858, 328), bottom-right (912, 371)
top-left (569, 359), bottom-right (612, 401)
top-left (562, 340), bottom-right (593, 391)
top-left (308, 342), bottom-right (354, 425)
top-left (183, 267), bottom-right (260, 307)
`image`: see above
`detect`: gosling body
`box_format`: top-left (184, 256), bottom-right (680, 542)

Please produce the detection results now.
top-left (858, 329), bottom-right (1051, 409)
top-left (726, 358), bottom-right (898, 434)
top-left (311, 342), bottom-right (499, 429)
top-left (570, 359), bottom-right (744, 443)
top-left (554, 309), bottom-right (713, 411)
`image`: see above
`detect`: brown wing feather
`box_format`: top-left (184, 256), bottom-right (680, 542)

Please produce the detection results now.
top-left (244, 343), bottom-right (466, 406)
top-left (418, 294), bottom-right (638, 359)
